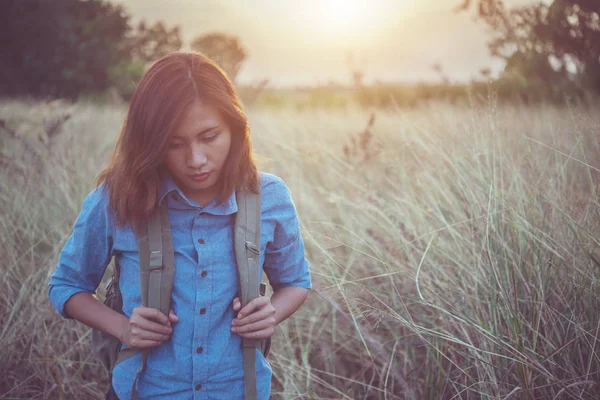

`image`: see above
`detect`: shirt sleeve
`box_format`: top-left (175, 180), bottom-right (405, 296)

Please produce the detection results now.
top-left (262, 175), bottom-right (312, 292)
top-left (48, 185), bottom-right (114, 318)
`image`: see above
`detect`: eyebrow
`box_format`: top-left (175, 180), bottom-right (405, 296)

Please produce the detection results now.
top-left (172, 125), bottom-right (220, 140)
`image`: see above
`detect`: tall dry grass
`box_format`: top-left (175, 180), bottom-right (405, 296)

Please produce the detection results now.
top-left (1, 98), bottom-right (600, 399)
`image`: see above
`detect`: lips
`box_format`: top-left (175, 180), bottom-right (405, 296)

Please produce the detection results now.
top-left (189, 171), bottom-right (211, 182)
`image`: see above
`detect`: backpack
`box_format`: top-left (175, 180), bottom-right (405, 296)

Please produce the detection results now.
top-left (91, 188), bottom-right (271, 400)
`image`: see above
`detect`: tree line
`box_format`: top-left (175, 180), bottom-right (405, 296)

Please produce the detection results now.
top-left (459, 0), bottom-right (599, 98)
top-left (0, 0), bottom-right (247, 100)
top-left (1, 0), bottom-right (598, 104)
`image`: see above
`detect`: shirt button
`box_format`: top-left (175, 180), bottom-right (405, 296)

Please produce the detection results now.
top-left (198, 238), bottom-right (205, 244)
top-left (195, 383), bottom-right (202, 391)
top-left (200, 308), bottom-right (206, 315)
top-left (201, 270), bottom-right (207, 278)
top-left (196, 346), bottom-right (203, 354)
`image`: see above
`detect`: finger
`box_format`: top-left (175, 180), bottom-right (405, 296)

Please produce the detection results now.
top-left (136, 329), bottom-right (171, 342)
top-left (238, 327), bottom-right (275, 340)
top-left (169, 309), bottom-right (179, 323)
top-left (136, 307), bottom-right (170, 326)
top-left (237, 297), bottom-right (269, 319)
top-left (233, 306), bottom-right (273, 326)
top-left (232, 297), bottom-right (241, 311)
top-left (232, 316), bottom-right (276, 334)
top-left (134, 316), bottom-right (173, 335)
top-left (129, 339), bottom-right (164, 349)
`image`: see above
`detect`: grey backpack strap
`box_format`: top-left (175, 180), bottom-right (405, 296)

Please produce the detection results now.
top-left (144, 199), bottom-right (175, 316)
top-left (234, 188), bottom-right (262, 400)
top-left (120, 200), bottom-right (175, 400)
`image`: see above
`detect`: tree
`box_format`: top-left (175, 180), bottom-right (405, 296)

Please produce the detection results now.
top-left (110, 20), bottom-right (184, 99)
top-left (346, 52), bottom-right (368, 88)
top-left (431, 62), bottom-right (450, 84)
top-left (0, 0), bottom-right (183, 100)
top-left (0, 0), bottom-right (130, 99)
top-left (190, 33), bottom-right (247, 82)
top-left (457, 0), bottom-right (600, 94)
top-left (124, 21), bottom-right (183, 64)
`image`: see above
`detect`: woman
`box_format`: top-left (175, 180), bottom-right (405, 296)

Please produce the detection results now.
top-left (48, 52), bottom-right (312, 399)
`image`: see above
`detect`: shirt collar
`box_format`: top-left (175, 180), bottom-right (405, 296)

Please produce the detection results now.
top-left (158, 172), bottom-right (238, 216)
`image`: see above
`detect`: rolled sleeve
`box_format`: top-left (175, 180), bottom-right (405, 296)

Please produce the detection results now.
top-left (48, 185), bottom-right (114, 318)
top-left (262, 176), bottom-right (312, 292)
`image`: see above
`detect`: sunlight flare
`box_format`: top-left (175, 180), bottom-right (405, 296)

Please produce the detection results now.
top-left (318, 0), bottom-right (367, 32)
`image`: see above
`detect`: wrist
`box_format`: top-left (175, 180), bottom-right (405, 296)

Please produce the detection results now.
top-left (112, 314), bottom-right (130, 343)
top-left (270, 286), bottom-right (309, 326)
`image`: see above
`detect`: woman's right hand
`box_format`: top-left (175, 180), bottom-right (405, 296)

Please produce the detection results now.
top-left (120, 306), bottom-right (178, 350)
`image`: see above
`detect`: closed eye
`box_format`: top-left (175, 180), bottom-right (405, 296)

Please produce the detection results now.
top-left (203, 132), bottom-right (219, 142)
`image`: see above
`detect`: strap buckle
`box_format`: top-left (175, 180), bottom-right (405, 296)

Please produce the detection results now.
top-left (245, 241), bottom-right (259, 255)
top-left (148, 250), bottom-right (163, 270)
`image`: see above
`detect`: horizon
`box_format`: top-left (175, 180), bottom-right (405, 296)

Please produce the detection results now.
top-left (117, 0), bottom-right (540, 87)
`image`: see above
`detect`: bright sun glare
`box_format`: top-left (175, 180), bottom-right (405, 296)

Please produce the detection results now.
top-left (319, 0), bottom-right (366, 32)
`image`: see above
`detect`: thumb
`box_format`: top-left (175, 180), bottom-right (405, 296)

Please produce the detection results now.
top-left (169, 309), bottom-right (179, 323)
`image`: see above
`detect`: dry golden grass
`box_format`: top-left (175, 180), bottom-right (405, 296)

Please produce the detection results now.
top-left (1, 99), bottom-right (600, 399)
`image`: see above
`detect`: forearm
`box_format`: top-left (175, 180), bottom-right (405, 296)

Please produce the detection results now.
top-left (270, 286), bottom-right (309, 326)
top-left (64, 292), bottom-right (129, 342)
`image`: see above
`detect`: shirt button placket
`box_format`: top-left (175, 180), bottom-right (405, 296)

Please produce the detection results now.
top-left (195, 232), bottom-right (209, 395)
top-left (198, 268), bottom-right (207, 390)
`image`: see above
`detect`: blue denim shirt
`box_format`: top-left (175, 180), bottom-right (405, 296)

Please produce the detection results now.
top-left (48, 171), bottom-right (312, 399)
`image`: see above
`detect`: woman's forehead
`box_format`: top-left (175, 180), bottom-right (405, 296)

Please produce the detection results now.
top-left (174, 100), bottom-right (224, 136)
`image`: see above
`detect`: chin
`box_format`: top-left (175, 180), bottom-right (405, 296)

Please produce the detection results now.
top-left (186, 176), bottom-right (217, 190)
top-left (186, 181), bottom-right (213, 191)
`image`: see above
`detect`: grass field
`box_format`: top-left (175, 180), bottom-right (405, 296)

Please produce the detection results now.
top-left (2, 98), bottom-right (600, 399)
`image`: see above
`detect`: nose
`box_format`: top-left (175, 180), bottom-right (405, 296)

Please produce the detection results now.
top-left (188, 142), bottom-right (208, 169)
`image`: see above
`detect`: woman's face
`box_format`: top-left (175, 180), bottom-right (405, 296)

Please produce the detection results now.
top-left (163, 99), bottom-right (232, 206)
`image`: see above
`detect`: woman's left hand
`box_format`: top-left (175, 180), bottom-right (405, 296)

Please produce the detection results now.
top-left (231, 296), bottom-right (276, 339)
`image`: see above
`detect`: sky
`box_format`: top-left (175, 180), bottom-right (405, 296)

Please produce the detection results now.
top-left (115, 0), bottom-right (540, 87)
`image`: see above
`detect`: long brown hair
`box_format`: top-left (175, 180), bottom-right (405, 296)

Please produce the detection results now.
top-left (98, 51), bottom-right (259, 230)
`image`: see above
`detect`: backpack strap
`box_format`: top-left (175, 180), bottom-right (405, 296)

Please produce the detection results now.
top-left (116, 199), bottom-right (175, 400)
top-left (234, 188), bottom-right (262, 400)
top-left (143, 199), bottom-right (175, 316)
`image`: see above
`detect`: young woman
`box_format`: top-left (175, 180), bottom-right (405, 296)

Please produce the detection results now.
top-left (48, 52), bottom-right (311, 399)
